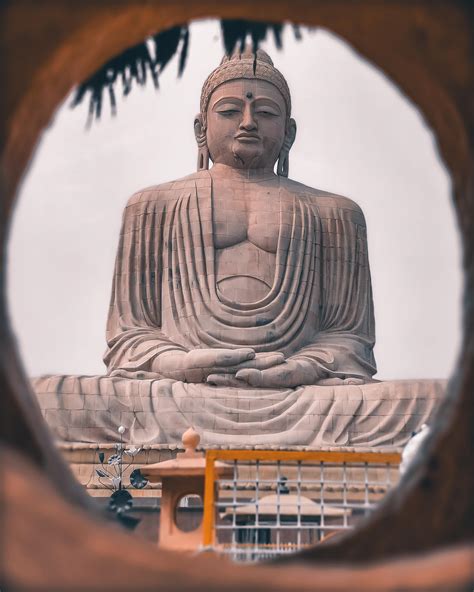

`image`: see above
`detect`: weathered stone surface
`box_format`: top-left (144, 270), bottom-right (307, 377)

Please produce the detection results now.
top-left (34, 375), bottom-right (444, 447)
top-left (101, 48), bottom-right (376, 391)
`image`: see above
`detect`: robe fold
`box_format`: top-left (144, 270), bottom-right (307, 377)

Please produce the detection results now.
top-left (104, 170), bottom-right (376, 381)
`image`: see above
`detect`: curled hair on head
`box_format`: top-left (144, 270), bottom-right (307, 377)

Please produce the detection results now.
top-left (199, 46), bottom-right (292, 122)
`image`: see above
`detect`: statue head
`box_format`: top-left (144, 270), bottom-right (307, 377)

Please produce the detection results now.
top-left (195, 48), bottom-right (297, 176)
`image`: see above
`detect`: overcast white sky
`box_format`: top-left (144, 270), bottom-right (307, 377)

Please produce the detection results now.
top-left (7, 20), bottom-right (463, 380)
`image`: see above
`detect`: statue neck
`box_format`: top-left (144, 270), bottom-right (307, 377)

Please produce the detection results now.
top-left (210, 163), bottom-right (277, 183)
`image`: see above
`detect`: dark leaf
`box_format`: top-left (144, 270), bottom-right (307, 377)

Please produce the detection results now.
top-left (130, 468), bottom-right (149, 489)
top-left (96, 468), bottom-right (109, 479)
top-left (98, 452), bottom-right (105, 464)
top-left (220, 19), bottom-right (248, 55)
top-left (293, 24), bottom-right (302, 40)
top-left (178, 27), bottom-right (190, 77)
top-left (250, 24), bottom-right (268, 74)
top-left (121, 68), bottom-right (132, 95)
top-left (250, 22), bottom-right (268, 52)
top-left (272, 24), bottom-right (283, 49)
top-left (70, 82), bottom-right (88, 108)
top-left (149, 63), bottom-right (159, 89)
top-left (108, 85), bottom-right (117, 116)
top-left (94, 88), bottom-right (102, 121)
top-left (153, 26), bottom-right (182, 73)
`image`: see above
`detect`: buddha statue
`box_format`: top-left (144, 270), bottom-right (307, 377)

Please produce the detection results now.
top-left (105, 48), bottom-right (376, 389)
top-left (33, 48), bottom-right (443, 447)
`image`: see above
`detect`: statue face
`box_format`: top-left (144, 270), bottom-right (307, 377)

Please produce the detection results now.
top-left (205, 79), bottom-right (287, 170)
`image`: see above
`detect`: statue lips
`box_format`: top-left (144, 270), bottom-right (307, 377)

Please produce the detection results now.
top-left (235, 132), bottom-right (260, 143)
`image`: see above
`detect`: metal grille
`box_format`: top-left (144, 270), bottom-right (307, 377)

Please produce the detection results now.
top-left (202, 450), bottom-right (400, 563)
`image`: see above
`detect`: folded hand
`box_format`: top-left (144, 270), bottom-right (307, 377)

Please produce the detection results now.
top-left (154, 348), bottom-right (285, 383)
top-left (235, 358), bottom-right (321, 389)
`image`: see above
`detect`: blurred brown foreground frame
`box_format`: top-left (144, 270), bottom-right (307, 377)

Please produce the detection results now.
top-left (1, 1), bottom-right (473, 590)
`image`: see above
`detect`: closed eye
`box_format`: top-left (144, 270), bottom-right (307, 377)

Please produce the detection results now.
top-left (255, 109), bottom-right (279, 117)
top-left (218, 109), bottom-right (241, 117)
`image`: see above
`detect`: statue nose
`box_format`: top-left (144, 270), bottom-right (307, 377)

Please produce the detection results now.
top-left (240, 106), bottom-right (257, 131)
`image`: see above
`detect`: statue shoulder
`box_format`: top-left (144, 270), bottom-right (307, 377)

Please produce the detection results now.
top-left (283, 177), bottom-right (366, 225)
top-left (125, 171), bottom-right (209, 208)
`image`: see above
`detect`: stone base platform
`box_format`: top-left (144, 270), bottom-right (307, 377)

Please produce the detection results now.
top-left (32, 376), bottom-right (445, 448)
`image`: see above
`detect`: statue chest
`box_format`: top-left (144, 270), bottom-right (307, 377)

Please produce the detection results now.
top-left (212, 183), bottom-right (284, 303)
top-left (212, 183), bottom-right (281, 252)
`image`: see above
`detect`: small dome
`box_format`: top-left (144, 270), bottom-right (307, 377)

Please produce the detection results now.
top-left (182, 426), bottom-right (200, 451)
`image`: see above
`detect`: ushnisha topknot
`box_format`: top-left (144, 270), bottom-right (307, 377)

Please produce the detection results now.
top-left (200, 47), bottom-right (292, 118)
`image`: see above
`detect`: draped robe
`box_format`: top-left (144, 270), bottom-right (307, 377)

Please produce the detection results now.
top-left (104, 170), bottom-right (376, 381)
top-left (33, 170), bottom-right (443, 447)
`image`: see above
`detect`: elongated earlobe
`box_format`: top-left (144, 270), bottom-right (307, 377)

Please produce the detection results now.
top-left (194, 114), bottom-right (209, 171)
top-left (277, 149), bottom-right (289, 177)
top-left (277, 118), bottom-right (297, 177)
top-left (197, 145), bottom-right (210, 171)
